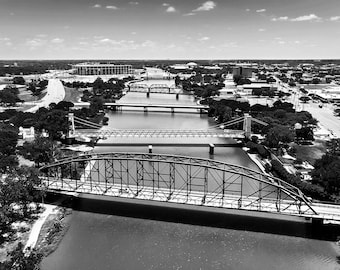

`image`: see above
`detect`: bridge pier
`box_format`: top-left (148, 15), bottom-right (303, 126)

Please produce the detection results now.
top-left (171, 108), bottom-right (175, 114)
top-left (144, 106), bottom-right (148, 113)
top-left (148, 145), bottom-right (153, 153)
top-left (146, 92), bottom-right (150, 98)
top-left (176, 93), bottom-right (179, 100)
top-left (209, 144), bottom-right (215, 155)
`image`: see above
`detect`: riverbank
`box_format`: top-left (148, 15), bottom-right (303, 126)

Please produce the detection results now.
top-left (35, 207), bottom-right (72, 257)
top-left (0, 204), bottom-right (72, 268)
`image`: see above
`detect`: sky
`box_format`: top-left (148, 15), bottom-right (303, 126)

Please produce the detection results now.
top-left (0, 0), bottom-right (340, 60)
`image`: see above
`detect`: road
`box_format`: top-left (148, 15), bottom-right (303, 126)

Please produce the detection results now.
top-left (287, 90), bottom-right (340, 138)
top-left (25, 79), bottom-right (65, 113)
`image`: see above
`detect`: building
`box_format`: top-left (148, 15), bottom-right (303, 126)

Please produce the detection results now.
top-left (232, 66), bottom-right (253, 78)
top-left (72, 62), bottom-right (133, 76)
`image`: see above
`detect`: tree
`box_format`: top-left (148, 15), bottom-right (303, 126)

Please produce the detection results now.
top-left (264, 125), bottom-right (295, 148)
top-left (54, 101), bottom-right (74, 111)
top-left (19, 137), bottom-right (60, 166)
top-left (311, 154), bottom-right (340, 194)
top-left (0, 242), bottom-right (43, 270)
top-left (0, 87), bottom-right (21, 106)
top-left (89, 96), bottom-right (104, 114)
top-left (12, 76), bottom-right (26, 85)
top-left (36, 109), bottom-right (68, 139)
top-left (175, 75), bottom-right (181, 86)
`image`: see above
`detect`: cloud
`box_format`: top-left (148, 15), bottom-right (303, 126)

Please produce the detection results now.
top-left (198, 36), bottom-right (210, 41)
top-left (258, 28), bottom-right (266, 32)
top-left (271, 16), bottom-right (288, 21)
top-left (245, 8), bottom-right (250, 12)
top-left (0, 37), bottom-right (12, 46)
top-left (106, 5), bottom-right (118, 10)
top-left (25, 38), bottom-right (47, 48)
top-left (92, 4), bottom-right (101, 8)
top-left (291, 14), bottom-right (321, 22)
top-left (129, 1), bottom-right (139, 4)
top-left (163, 3), bottom-right (169, 6)
top-left (256, 9), bottom-right (266, 13)
top-left (51, 38), bottom-right (64, 44)
top-left (141, 40), bottom-right (156, 48)
top-left (330, 16), bottom-right (340, 21)
top-left (193, 1), bottom-right (216, 12)
top-left (183, 13), bottom-right (195, 16)
top-left (271, 14), bottom-right (321, 22)
top-left (166, 6), bottom-right (176, 12)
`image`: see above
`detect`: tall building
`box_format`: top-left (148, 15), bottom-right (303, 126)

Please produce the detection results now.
top-left (72, 62), bottom-right (133, 76)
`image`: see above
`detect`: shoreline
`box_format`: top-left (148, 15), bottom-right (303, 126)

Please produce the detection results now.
top-left (0, 203), bottom-right (72, 267)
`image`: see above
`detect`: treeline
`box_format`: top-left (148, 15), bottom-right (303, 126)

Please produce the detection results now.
top-left (270, 159), bottom-right (328, 200)
top-left (63, 77), bottom-right (133, 102)
top-left (0, 99), bottom-right (105, 142)
top-left (178, 73), bottom-right (225, 98)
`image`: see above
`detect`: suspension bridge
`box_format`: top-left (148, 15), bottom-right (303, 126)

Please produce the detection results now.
top-left (68, 113), bottom-right (268, 140)
top-left (39, 152), bottom-right (340, 224)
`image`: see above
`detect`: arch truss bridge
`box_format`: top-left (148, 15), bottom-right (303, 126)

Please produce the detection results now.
top-left (128, 83), bottom-right (179, 94)
top-left (40, 153), bottom-right (317, 217)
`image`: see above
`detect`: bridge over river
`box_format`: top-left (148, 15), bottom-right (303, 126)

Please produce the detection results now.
top-left (39, 152), bottom-right (340, 224)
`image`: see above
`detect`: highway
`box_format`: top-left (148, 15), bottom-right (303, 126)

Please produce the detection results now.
top-left (25, 79), bottom-right (65, 113)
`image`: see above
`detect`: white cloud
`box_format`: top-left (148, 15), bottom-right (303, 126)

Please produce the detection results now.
top-left (141, 40), bottom-right (156, 48)
top-left (198, 36), bottom-right (210, 41)
top-left (166, 6), bottom-right (176, 13)
top-left (106, 5), bottom-right (118, 10)
top-left (131, 32), bottom-right (137, 35)
top-left (183, 13), bottom-right (195, 16)
top-left (245, 8), bottom-right (250, 12)
top-left (330, 16), bottom-right (340, 21)
top-left (258, 28), bottom-right (266, 32)
top-left (163, 3), bottom-right (169, 6)
top-left (291, 14), bottom-right (321, 22)
top-left (51, 38), bottom-right (64, 44)
top-left (36, 34), bottom-right (48, 38)
top-left (25, 38), bottom-right (47, 48)
top-left (0, 37), bottom-right (12, 46)
top-left (256, 9), bottom-right (266, 13)
top-left (278, 41), bottom-right (286, 45)
top-left (92, 4), bottom-right (101, 8)
top-left (193, 1), bottom-right (216, 12)
top-left (271, 14), bottom-right (321, 22)
top-left (129, 1), bottom-right (139, 5)
top-left (271, 16), bottom-right (289, 21)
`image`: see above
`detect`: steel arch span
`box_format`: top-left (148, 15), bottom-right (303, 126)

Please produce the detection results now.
top-left (39, 152), bottom-right (317, 217)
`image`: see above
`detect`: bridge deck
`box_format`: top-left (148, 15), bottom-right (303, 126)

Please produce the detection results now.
top-left (75, 129), bottom-right (245, 138)
top-left (43, 178), bottom-right (320, 220)
top-left (74, 102), bottom-right (209, 109)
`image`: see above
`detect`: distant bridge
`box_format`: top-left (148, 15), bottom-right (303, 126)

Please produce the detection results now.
top-left (39, 152), bottom-right (319, 219)
top-left (128, 83), bottom-right (181, 94)
top-left (73, 102), bottom-right (208, 113)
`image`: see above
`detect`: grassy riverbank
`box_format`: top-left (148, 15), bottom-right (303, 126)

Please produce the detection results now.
top-left (35, 207), bottom-right (72, 257)
top-left (0, 205), bottom-right (72, 269)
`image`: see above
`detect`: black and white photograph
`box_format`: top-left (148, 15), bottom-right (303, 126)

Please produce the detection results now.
top-left (1, 0), bottom-right (340, 269)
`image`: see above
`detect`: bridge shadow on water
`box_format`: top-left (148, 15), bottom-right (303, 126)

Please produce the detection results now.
top-left (46, 192), bottom-right (340, 242)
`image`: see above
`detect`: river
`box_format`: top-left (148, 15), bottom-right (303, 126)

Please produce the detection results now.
top-left (41, 90), bottom-right (340, 270)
